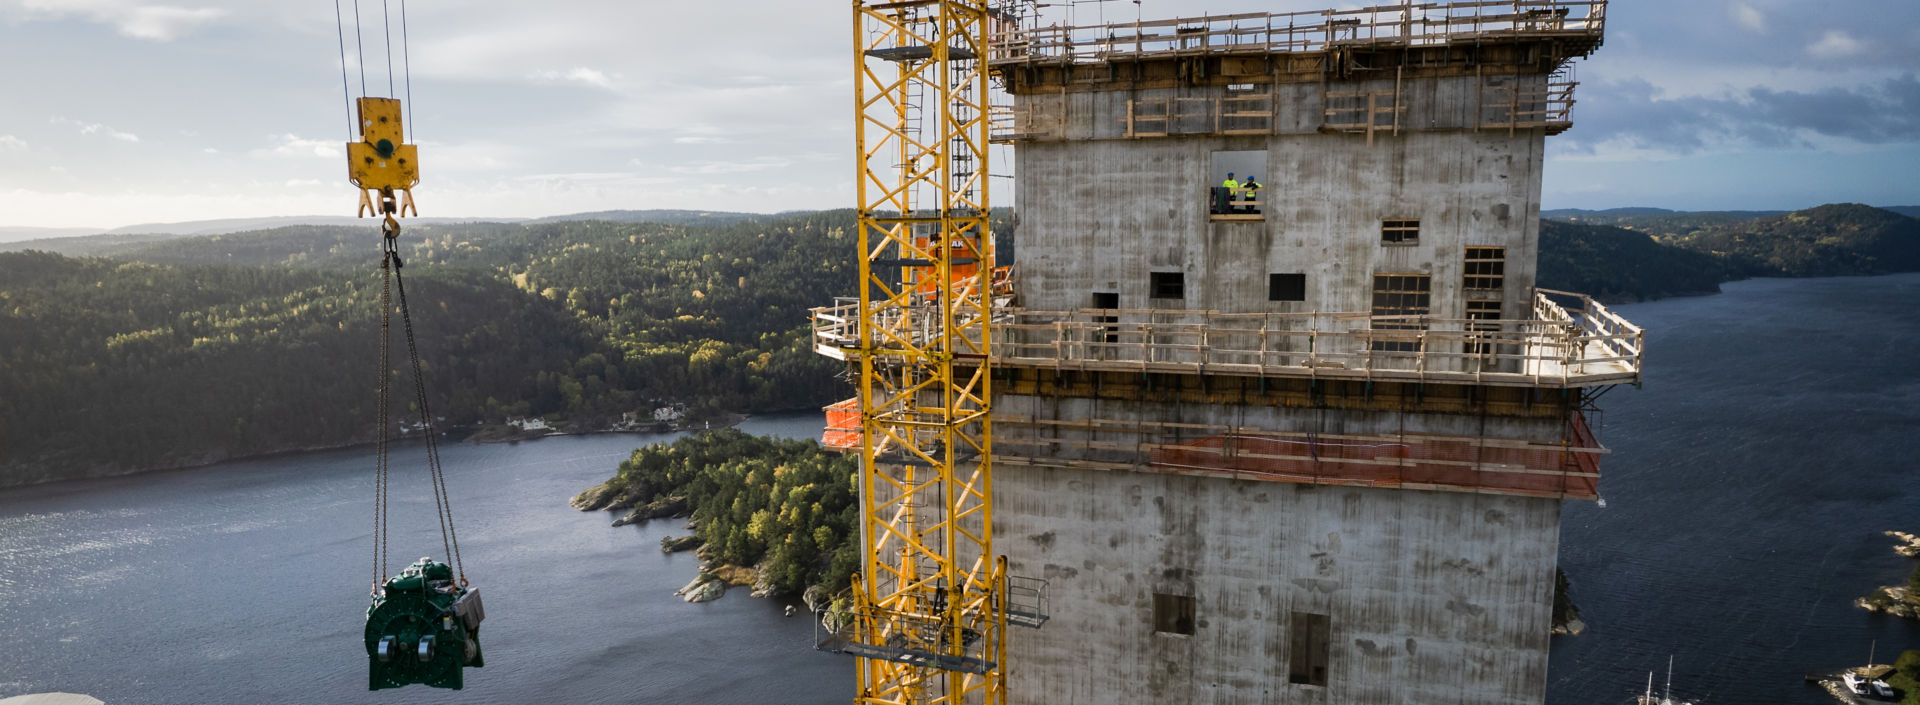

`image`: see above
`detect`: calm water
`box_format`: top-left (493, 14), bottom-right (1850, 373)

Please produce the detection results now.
top-left (0, 413), bottom-right (851, 704)
top-left (3, 277), bottom-right (1918, 704)
top-left (1550, 273), bottom-right (1920, 703)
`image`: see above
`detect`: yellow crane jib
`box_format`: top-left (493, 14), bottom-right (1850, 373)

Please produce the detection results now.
top-left (347, 97), bottom-right (419, 234)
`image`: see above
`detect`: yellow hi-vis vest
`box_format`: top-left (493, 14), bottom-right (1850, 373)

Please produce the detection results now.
top-left (1221, 178), bottom-right (1240, 194)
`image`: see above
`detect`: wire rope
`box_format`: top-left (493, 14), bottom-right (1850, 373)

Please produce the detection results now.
top-left (381, 0), bottom-right (395, 97)
top-left (333, 0), bottom-right (354, 139)
top-left (400, 0), bottom-right (414, 139)
top-left (351, 0), bottom-right (367, 97)
top-left (390, 249), bottom-right (466, 585)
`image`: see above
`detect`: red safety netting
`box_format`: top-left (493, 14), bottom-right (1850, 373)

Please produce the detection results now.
top-left (1148, 414), bottom-right (1601, 500)
top-left (822, 397), bottom-right (861, 450)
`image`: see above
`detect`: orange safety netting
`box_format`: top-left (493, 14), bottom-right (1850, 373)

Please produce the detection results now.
top-left (1148, 414), bottom-right (1602, 500)
top-left (822, 397), bottom-right (861, 450)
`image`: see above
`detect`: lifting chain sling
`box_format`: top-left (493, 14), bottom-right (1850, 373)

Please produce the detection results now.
top-left (338, 0), bottom-right (483, 690)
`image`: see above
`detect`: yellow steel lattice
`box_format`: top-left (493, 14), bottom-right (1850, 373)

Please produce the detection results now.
top-left (851, 1), bottom-right (1003, 703)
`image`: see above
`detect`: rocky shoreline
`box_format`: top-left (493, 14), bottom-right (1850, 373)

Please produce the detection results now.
top-left (1854, 531), bottom-right (1920, 619)
top-left (572, 478), bottom-right (774, 605)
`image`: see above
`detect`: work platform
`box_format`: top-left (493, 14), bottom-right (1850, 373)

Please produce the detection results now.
top-left (812, 288), bottom-right (1641, 389)
top-left (987, 1), bottom-right (1606, 66)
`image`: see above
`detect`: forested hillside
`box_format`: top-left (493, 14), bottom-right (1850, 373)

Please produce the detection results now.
top-left (1539, 203), bottom-right (1920, 300)
top-left (1536, 220), bottom-right (1737, 300)
top-left (1657, 204), bottom-right (1920, 277)
top-left (0, 212), bottom-right (871, 486)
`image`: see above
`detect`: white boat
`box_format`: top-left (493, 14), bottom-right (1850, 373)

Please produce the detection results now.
top-left (1870, 678), bottom-right (1895, 699)
top-left (1841, 671), bottom-right (1870, 696)
top-left (1635, 657), bottom-right (1697, 705)
top-left (1846, 639), bottom-right (1897, 700)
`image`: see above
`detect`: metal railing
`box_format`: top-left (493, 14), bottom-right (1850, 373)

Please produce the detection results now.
top-left (812, 288), bottom-right (1641, 388)
top-left (989, 1), bottom-right (1605, 65)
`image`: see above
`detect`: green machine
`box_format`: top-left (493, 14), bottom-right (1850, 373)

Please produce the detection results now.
top-left (365, 557), bottom-right (484, 690)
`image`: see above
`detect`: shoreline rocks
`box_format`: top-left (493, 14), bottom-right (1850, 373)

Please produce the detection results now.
top-left (676, 574), bottom-right (726, 603)
top-left (661, 535), bottom-right (704, 553)
top-left (1888, 531), bottom-right (1920, 558)
top-left (1854, 530), bottom-right (1920, 620)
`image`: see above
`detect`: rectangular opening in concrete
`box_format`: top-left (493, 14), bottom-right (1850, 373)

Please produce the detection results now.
top-left (1464, 246), bottom-right (1506, 291)
top-left (1466, 299), bottom-right (1502, 356)
top-left (1209, 150), bottom-right (1265, 220)
top-left (1092, 292), bottom-right (1119, 343)
top-left (1288, 611), bottom-right (1330, 686)
top-left (1150, 272), bottom-right (1185, 300)
top-left (1269, 273), bottom-right (1306, 302)
top-left (1152, 593), bottom-right (1195, 636)
top-left (1369, 273), bottom-right (1431, 352)
top-left (1381, 218), bottom-right (1420, 245)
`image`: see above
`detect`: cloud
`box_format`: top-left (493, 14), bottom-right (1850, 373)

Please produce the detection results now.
top-left (526, 67), bottom-right (618, 90)
top-left (662, 157), bottom-right (794, 176)
top-left (52, 117), bottom-right (140, 142)
top-left (673, 136), bottom-right (730, 145)
top-left (20, 0), bottom-right (224, 41)
top-left (1562, 74), bottom-right (1920, 156)
top-left (1730, 3), bottom-right (1765, 34)
top-left (0, 135), bottom-right (26, 151)
top-left (1807, 30), bottom-right (1867, 58)
top-left (251, 134), bottom-right (341, 159)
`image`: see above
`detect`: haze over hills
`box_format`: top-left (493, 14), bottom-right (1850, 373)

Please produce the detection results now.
top-left (0, 209), bottom-right (766, 248)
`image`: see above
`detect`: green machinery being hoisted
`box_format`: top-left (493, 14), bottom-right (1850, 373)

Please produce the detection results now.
top-left (333, 0), bottom-right (485, 691)
top-left (366, 558), bottom-right (485, 690)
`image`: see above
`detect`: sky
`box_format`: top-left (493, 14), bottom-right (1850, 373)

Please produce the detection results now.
top-left (0, 0), bottom-right (1916, 230)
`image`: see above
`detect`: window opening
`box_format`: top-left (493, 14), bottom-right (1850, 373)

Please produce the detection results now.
top-left (1150, 272), bottom-right (1185, 300)
top-left (1464, 246), bottom-right (1505, 290)
top-left (1209, 150), bottom-right (1265, 219)
top-left (1381, 219), bottom-right (1420, 245)
top-left (1288, 612), bottom-right (1330, 686)
top-left (1092, 292), bottom-right (1120, 344)
top-left (1269, 273), bottom-right (1306, 302)
top-left (1466, 299), bottom-right (1502, 356)
top-left (1370, 274), bottom-right (1431, 352)
top-left (1153, 593), bottom-right (1196, 636)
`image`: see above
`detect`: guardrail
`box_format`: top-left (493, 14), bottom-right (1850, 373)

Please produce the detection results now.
top-left (989, 1), bottom-right (1605, 65)
top-left (811, 289), bottom-right (1641, 388)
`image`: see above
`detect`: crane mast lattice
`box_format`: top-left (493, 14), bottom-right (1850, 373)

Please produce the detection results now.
top-left (846, 0), bottom-right (1007, 702)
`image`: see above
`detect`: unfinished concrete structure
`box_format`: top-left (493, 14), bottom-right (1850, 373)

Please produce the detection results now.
top-left (817, 2), bottom-right (1640, 703)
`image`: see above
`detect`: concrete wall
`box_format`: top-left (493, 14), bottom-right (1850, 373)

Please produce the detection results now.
top-left (1012, 76), bottom-right (1545, 326)
top-left (996, 463), bottom-right (1560, 705)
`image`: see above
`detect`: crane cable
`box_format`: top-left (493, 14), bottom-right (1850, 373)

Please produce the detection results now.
top-left (370, 238), bottom-right (466, 589)
top-left (341, 0), bottom-right (457, 590)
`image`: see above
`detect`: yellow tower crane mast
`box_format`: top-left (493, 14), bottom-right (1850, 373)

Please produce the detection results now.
top-left (834, 1), bottom-right (1040, 703)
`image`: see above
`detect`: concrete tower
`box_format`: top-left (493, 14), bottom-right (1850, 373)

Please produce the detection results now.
top-left (817, 2), bottom-right (1641, 703)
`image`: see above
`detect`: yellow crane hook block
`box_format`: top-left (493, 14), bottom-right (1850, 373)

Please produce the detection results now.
top-left (347, 97), bottom-right (419, 220)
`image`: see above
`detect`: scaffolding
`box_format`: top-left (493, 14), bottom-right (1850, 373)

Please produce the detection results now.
top-left (986, 1), bottom-right (1607, 65)
top-left (839, 2), bottom-right (1041, 703)
top-left (815, 289), bottom-right (1643, 389)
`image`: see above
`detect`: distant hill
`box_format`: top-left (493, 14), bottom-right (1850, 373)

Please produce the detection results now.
top-left (0, 226), bottom-right (102, 244)
top-left (1540, 207), bottom-right (1682, 219)
top-left (102, 214), bottom-right (524, 236)
top-left (1660, 203), bottom-right (1920, 277)
top-left (530, 209), bottom-right (768, 226)
top-left (1, 210), bottom-right (782, 256)
top-left (1541, 209), bottom-right (1790, 239)
top-left (1537, 220), bottom-right (1738, 301)
top-left (1, 233), bottom-right (181, 258)
top-left (1885, 206), bottom-right (1920, 219)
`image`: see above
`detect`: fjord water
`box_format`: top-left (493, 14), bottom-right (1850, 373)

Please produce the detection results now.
top-left (2, 276), bottom-right (1917, 704)
top-left (0, 414), bottom-right (852, 704)
top-left (1549, 273), bottom-right (1920, 704)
